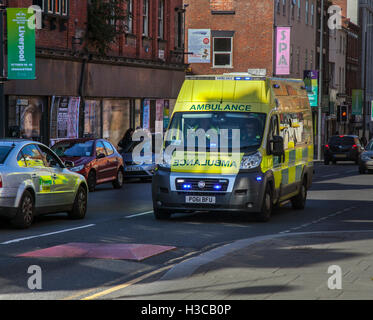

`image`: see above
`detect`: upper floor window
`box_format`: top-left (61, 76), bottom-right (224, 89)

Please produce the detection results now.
top-left (33, 0), bottom-right (68, 16)
top-left (310, 3), bottom-right (314, 26)
top-left (213, 36), bottom-right (233, 68)
top-left (158, 0), bottom-right (164, 39)
top-left (305, 0), bottom-right (309, 24)
top-left (298, 0), bottom-right (301, 20)
top-left (143, 0), bottom-right (149, 36)
top-left (126, 0), bottom-right (133, 34)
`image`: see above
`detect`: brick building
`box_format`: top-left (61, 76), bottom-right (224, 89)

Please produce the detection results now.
top-left (184, 0), bottom-right (318, 79)
top-left (2, 0), bottom-right (186, 146)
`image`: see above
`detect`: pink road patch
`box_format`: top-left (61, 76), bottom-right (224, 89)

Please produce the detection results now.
top-left (18, 243), bottom-right (177, 261)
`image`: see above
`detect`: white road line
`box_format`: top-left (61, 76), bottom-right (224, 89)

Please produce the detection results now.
top-left (125, 211), bottom-right (153, 219)
top-left (0, 224), bottom-right (96, 245)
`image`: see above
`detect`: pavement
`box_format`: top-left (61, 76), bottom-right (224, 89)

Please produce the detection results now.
top-left (117, 230), bottom-right (373, 300)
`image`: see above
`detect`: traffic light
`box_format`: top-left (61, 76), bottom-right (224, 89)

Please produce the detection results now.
top-left (340, 105), bottom-right (348, 122)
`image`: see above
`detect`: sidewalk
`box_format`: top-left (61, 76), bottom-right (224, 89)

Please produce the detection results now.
top-left (119, 230), bottom-right (373, 300)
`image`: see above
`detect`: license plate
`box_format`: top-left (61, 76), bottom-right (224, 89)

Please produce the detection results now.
top-left (185, 196), bottom-right (216, 204)
top-left (126, 166), bottom-right (143, 172)
top-left (335, 154), bottom-right (347, 158)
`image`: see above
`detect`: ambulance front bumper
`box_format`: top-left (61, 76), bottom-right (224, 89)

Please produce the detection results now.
top-left (152, 169), bottom-right (267, 213)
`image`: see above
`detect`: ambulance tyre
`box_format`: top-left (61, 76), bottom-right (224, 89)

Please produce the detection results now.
top-left (291, 178), bottom-right (308, 210)
top-left (255, 184), bottom-right (273, 222)
top-left (154, 208), bottom-right (171, 220)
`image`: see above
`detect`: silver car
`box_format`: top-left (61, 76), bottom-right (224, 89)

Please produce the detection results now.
top-left (0, 140), bottom-right (88, 228)
top-left (359, 139), bottom-right (373, 174)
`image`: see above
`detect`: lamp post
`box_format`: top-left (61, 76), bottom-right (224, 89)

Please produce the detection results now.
top-left (317, 0), bottom-right (324, 161)
top-left (363, 23), bottom-right (373, 141)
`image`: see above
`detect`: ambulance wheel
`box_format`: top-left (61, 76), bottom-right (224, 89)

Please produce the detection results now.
top-left (255, 184), bottom-right (273, 222)
top-left (291, 178), bottom-right (308, 210)
top-left (154, 208), bottom-right (171, 220)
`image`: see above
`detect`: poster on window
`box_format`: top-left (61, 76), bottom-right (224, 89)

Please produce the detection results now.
top-left (188, 29), bottom-right (211, 63)
top-left (55, 96), bottom-right (80, 139)
top-left (155, 100), bottom-right (164, 134)
top-left (143, 99), bottom-right (150, 130)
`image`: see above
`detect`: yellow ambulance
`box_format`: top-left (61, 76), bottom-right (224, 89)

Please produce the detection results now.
top-left (152, 75), bottom-right (314, 222)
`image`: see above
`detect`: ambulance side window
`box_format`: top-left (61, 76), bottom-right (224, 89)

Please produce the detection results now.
top-left (267, 115), bottom-right (279, 155)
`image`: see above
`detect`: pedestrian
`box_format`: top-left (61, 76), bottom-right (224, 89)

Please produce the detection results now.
top-left (361, 136), bottom-right (367, 147)
top-left (118, 128), bottom-right (134, 152)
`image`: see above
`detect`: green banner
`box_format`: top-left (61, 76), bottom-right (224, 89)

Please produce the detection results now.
top-left (352, 89), bottom-right (363, 115)
top-left (7, 8), bottom-right (35, 80)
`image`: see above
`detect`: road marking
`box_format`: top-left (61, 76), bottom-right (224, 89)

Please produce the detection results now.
top-left (0, 224), bottom-right (96, 245)
top-left (125, 211), bottom-right (153, 219)
top-left (81, 264), bottom-right (175, 300)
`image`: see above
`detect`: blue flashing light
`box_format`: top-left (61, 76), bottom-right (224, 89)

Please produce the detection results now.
top-left (214, 184), bottom-right (222, 190)
top-left (182, 184), bottom-right (192, 190)
top-left (256, 176), bottom-right (263, 182)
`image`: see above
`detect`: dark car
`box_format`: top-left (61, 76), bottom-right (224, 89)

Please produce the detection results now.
top-left (324, 135), bottom-right (364, 165)
top-left (121, 134), bottom-right (159, 181)
top-left (52, 138), bottom-right (124, 192)
top-left (359, 139), bottom-right (373, 174)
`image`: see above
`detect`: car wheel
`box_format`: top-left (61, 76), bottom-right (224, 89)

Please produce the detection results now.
top-left (291, 178), bottom-right (308, 210)
top-left (113, 168), bottom-right (124, 189)
top-left (255, 184), bottom-right (272, 222)
top-left (68, 186), bottom-right (87, 220)
top-left (87, 171), bottom-right (96, 192)
top-left (154, 208), bottom-right (171, 220)
top-left (11, 190), bottom-right (34, 229)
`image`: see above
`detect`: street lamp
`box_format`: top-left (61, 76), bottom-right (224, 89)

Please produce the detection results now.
top-left (363, 23), bottom-right (373, 141)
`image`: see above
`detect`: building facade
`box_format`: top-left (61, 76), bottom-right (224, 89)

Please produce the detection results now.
top-left (2, 0), bottom-right (186, 147)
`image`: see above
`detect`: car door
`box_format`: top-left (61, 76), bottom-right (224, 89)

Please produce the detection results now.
top-left (95, 140), bottom-right (109, 182)
top-left (37, 144), bottom-right (77, 206)
top-left (19, 144), bottom-right (54, 208)
top-left (103, 141), bottom-right (118, 179)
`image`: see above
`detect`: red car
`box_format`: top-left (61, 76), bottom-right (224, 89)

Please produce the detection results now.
top-left (52, 138), bottom-right (124, 192)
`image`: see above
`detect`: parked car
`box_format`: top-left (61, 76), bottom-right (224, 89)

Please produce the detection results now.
top-left (121, 133), bottom-right (159, 181)
top-left (324, 135), bottom-right (364, 165)
top-left (0, 139), bottom-right (88, 229)
top-left (359, 139), bottom-right (373, 174)
top-left (52, 138), bottom-right (124, 192)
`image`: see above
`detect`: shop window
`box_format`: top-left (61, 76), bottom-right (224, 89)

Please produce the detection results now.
top-left (84, 100), bottom-right (102, 138)
top-left (103, 100), bottom-right (130, 147)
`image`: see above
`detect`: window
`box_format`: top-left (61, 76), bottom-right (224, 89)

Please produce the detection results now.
top-left (0, 146), bottom-right (12, 164)
top-left (298, 0), bottom-right (301, 20)
top-left (158, 0), bottom-right (164, 39)
top-left (96, 141), bottom-right (107, 157)
top-left (38, 145), bottom-right (63, 169)
top-left (267, 115), bottom-right (280, 156)
top-left (305, 0), bottom-right (309, 24)
top-left (310, 3), bottom-right (314, 26)
top-left (103, 141), bottom-right (115, 156)
top-left (276, 0), bottom-right (280, 13)
top-left (143, 0), bottom-right (149, 36)
top-left (291, 0), bottom-right (295, 19)
top-left (126, 0), bottom-right (133, 34)
top-left (20, 144), bottom-right (46, 168)
top-left (279, 113), bottom-right (312, 149)
top-left (283, 0), bottom-right (286, 16)
top-left (310, 50), bottom-right (313, 69)
top-left (43, 0), bottom-right (68, 15)
top-left (305, 49), bottom-right (308, 70)
top-left (175, 10), bottom-right (184, 49)
top-left (213, 37), bottom-right (233, 67)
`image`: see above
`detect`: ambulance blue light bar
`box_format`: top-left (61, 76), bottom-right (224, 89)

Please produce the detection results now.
top-left (234, 77), bottom-right (252, 81)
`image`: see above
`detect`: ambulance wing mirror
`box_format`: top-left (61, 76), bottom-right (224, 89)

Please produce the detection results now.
top-left (271, 136), bottom-right (285, 157)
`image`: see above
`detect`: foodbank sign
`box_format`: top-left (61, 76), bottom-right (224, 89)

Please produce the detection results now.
top-left (7, 8), bottom-right (35, 80)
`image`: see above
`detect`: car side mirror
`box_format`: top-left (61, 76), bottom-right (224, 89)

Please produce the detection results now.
top-left (64, 160), bottom-right (74, 168)
top-left (271, 136), bottom-right (285, 157)
top-left (97, 153), bottom-right (106, 159)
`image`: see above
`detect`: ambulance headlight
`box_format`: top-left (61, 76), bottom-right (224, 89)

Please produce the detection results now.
top-left (240, 151), bottom-right (262, 170)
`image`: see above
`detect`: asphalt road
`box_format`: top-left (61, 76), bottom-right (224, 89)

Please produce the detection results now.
top-left (0, 162), bottom-right (372, 300)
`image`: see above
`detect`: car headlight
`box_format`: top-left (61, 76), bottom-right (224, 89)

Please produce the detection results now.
top-left (240, 151), bottom-right (262, 170)
top-left (69, 164), bottom-right (85, 172)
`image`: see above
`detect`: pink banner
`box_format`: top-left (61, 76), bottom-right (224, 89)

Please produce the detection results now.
top-left (275, 27), bottom-right (291, 75)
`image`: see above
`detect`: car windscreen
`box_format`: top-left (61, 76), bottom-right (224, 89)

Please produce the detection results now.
top-left (166, 112), bottom-right (267, 152)
top-left (0, 146), bottom-right (12, 164)
top-left (329, 136), bottom-right (355, 146)
top-left (52, 141), bottom-right (94, 157)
